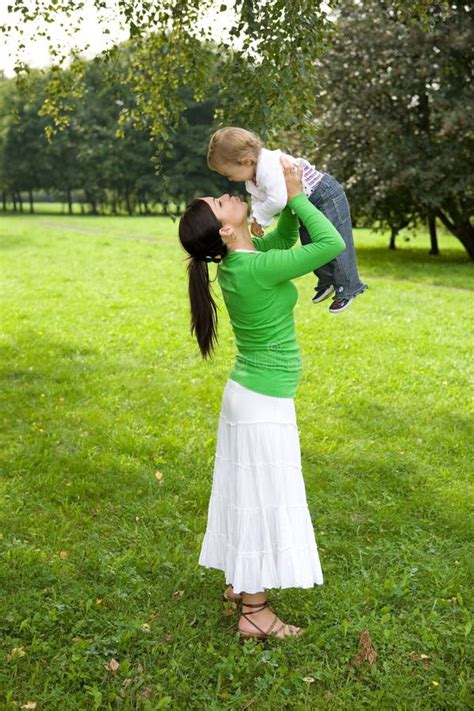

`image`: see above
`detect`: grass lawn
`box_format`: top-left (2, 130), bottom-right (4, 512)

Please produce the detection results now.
top-left (0, 212), bottom-right (473, 710)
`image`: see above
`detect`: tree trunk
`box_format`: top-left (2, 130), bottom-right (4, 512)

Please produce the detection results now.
top-left (389, 226), bottom-right (398, 250)
top-left (67, 188), bottom-right (73, 215)
top-left (18, 192), bottom-right (24, 213)
top-left (428, 215), bottom-right (439, 255)
top-left (28, 189), bottom-right (34, 214)
top-left (12, 193), bottom-right (17, 212)
top-left (125, 191), bottom-right (132, 216)
top-left (436, 210), bottom-right (474, 260)
top-left (2, 191), bottom-right (6, 211)
top-left (85, 190), bottom-right (98, 215)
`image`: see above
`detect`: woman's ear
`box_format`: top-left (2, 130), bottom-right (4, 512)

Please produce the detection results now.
top-left (219, 225), bottom-right (236, 243)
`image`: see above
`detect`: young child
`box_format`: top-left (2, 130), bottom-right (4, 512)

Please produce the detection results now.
top-left (207, 127), bottom-right (367, 313)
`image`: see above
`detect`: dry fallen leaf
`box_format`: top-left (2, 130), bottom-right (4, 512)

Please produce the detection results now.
top-left (155, 470), bottom-right (163, 483)
top-left (409, 651), bottom-right (431, 664)
top-left (352, 629), bottom-right (377, 668)
top-left (223, 608), bottom-right (235, 617)
top-left (8, 646), bottom-right (26, 660)
top-left (21, 703), bottom-right (37, 710)
top-left (58, 550), bottom-right (69, 559)
top-left (172, 590), bottom-right (184, 598)
top-left (324, 691), bottom-right (333, 700)
top-left (104, 658), bottom-right (120, 673)
top-left (303, 677), bottom-right (315, 684)
top-left (163, 633), bottom-right (172, 642)
top-left (141, 688), bottom-right (152, 699)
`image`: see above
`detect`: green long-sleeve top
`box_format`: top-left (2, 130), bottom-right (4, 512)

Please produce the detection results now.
top-left (217, 193), bottom-right (346, 398)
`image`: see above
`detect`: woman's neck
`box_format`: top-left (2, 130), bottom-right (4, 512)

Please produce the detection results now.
top-left (228, 224), bottom-right (256, 252)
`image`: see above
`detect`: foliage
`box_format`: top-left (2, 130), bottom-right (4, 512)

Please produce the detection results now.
top-left (314, 1), bottom-right (474, 258)
top-left (1, 1), bottom-right (447, 148)
top-left (0, 50), bottom-right (228, 213)
top-left (0, 212), bottom-right (472, 708)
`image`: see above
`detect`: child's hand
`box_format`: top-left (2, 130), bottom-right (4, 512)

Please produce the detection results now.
top-left (281, 158), bottom-right (303, 201)
top-left (251, 220), bottom-right (264, 237)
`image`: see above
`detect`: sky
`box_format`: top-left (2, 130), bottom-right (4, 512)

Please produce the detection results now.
top-left (0, 1), bottom-right (238, 77)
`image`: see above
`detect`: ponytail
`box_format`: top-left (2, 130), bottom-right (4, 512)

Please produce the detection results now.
top-left (178, 200), bottom-right (228, 358)
top-left (187, 257), bottom-right (219, 358)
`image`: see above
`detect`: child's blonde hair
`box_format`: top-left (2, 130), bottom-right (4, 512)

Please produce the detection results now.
top-left (207, 127), bottom-right (263, 171)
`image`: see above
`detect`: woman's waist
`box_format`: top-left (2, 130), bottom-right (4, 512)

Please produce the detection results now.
top-left (234, 347), bottom-right (302, 373)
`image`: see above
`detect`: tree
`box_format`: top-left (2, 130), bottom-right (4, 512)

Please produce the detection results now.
top-left (160, 89), bottom-right (230, 211)
top-left (0, 72), bottom-right (51, 212)
top-left (0, 47), bottom-right (230, 214)
top-left (314, 1), bottom-right (474, 258)
top-left (1, 1), bottom-right (446, 152)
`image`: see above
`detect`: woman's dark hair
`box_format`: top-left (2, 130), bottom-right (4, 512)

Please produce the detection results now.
top-left (178, 199), bottom-right (229, 358)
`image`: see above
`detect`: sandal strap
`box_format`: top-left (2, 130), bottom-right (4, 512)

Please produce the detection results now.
top-left (241, 600), bottom-right (269, 609)
top-left (241, 610), bottom-right (279, 637)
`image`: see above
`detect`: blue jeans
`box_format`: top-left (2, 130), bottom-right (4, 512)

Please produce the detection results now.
top-left (299, 173), bottom-right (368, 299)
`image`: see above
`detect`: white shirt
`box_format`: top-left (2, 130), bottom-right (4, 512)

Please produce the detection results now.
top-left (245, 148), bottom-right (323, 228)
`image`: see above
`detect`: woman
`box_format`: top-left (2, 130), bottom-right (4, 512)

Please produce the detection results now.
top-left (178, 160), bottom-right (345, 641)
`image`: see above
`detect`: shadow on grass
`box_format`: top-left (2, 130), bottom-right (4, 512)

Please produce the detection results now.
top-left (358, 245), bottom-right (473, 292)
top-left (300, 392), bottom-right (472, 547)
top-left (0, 234), bottom-right (33, 250)
top-left (2, 329), bottom-right (471, 551)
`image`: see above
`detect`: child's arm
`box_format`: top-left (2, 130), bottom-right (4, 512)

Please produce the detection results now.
top-left (251, 151), bottom-right (288, 228)
top-left (252, 194), bottom-right (346, 285)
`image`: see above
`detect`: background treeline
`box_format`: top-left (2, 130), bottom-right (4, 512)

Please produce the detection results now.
top-left (0, 52), bottom-right (229, 217)
top-left (0, 0), bottom-right (472, 257)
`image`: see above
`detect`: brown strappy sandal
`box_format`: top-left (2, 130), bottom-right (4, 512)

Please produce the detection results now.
top-left (238, 600), bottom-right (304, 642)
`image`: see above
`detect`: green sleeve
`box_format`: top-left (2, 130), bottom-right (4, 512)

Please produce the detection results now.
top-left (251, 193), bottom-right (346, 286)
top-left (251, 205), bottom-right (299, 252)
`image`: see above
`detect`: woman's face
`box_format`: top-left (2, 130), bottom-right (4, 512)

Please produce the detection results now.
top-left (201, 194), bottom-right (248, 227)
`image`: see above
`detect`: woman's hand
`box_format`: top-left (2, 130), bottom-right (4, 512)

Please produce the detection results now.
top-left (281, 158), bottom-right (303, 202)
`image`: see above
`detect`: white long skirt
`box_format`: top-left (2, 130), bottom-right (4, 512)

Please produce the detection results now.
top-left (198, 378), bottom-right (324, 594)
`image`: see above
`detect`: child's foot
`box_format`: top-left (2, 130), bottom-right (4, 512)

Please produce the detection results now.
top-left (312, 285), bottom-right (335, 304)
top-left (329, 296), bottom-right (353, 313)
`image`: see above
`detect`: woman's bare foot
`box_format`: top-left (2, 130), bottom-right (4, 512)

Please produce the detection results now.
top-left (239, 592), bottom-right (304, 639)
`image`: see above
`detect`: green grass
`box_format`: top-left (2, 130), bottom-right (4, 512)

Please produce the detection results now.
top-left (0, 213), bottom-right (473, 710)
top-left (2, 201), bottom-right (181, 217)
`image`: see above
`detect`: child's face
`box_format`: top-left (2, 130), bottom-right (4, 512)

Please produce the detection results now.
top-left (217, 161), bottom-right (255, 182)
